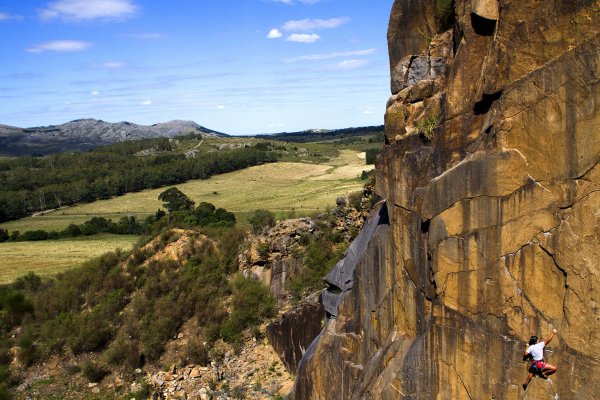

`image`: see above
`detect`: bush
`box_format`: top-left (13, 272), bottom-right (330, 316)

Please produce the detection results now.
top-left (0, 230), bottom-right (7, 243)
top-left (18, 324), bottom-right (39, 367)
top-left (248, 209), bottom-right (275, 233)
top-left (347, 191), bottom-right (363, 210)
top-left (128, 379), bottom-right (153, 399)
top-left (19, 230), bottom-right (49, 241)
top-left (81, 361), bottom-right (109, 383)
top-left (365, 148), bottom-right (379, 164)
top-left (415, 115), bottom-right (439, 141)
top-left (183, 336), bottom-right (210, 366)
top-left (105, 335), bottom-right (142, 369)
top-left (68, 311), bottom-right (114, 354)
top-left (14, 272), bottom-right (42, 292)
top-left (287, 236), bottom-right (348, 298)
top-left (220, 275), bottom-right (275, 343)
top-left (0, 383), bottom-right (10, 400)
top-left (0, 288), bottom-right (33, 329)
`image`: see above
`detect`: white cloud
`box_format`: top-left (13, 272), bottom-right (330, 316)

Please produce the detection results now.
top-left (267, 28), bottom-right (283, 39)
top-left (120, 32), bottom-right (165, 40)
top-left (40, 0), bottom-right (137, 21)
top-left (325, 59), bottom-right (370, 70)
top-left (0, 12), bottom-right (23, 21)
top-left (216, 105), bottom-right (225, 109)
top-left (282, 17), bottom-right (349, 31)
top-left (27, 40), bottom-right (92, 53)
top-left (286, 33), bottom-right (320, 43)
top-left (362, 107), bottom-right (373, 115)
top-left (90, 90), bottom-right (100, 95)
top-left (91, 61), bottom-right (127, 69)
top-left (286, 48), bottom-right (376, 62)
top-left (141, 100), bottom-right (151, 105)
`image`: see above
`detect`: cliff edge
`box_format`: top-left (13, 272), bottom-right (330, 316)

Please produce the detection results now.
top-left (293, 0), bottom-right (600, 398)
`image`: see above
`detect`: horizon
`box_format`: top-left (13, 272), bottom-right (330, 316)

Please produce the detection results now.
top-left (0, 0), bottom-right (393, 136)
top-left (1, 116), bottom-right (384, 137)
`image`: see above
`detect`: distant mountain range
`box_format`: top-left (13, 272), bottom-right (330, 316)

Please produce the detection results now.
top-left (254, 125), bottom-right (384, 143)
top-left (0, 119), bottom-right (226, 156)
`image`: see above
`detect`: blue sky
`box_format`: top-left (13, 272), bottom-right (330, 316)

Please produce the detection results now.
top-left (0, 0), bottom-right (393, 135)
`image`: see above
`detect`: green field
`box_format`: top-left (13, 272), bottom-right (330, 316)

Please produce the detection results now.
top-left (0, 150), bottom-right (373, 283)
top-left (0, 234), bottom-right (138, 284)
top-left (1, 150), bottom-right (373, 232)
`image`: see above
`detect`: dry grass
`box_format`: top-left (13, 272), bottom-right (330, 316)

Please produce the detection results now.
top-left (0, 234), bottom-right (138, 284)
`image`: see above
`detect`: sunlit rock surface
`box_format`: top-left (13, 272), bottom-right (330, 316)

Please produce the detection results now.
top-left (292, 0), bottom-right (599, 398)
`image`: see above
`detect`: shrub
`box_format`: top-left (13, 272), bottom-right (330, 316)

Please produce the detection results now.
top-left (128, 379), bottom-right (153, 399)
top-left (416, 116), bottom-right (439, 141)
top-left (287, 236), bottom-right (349, 298)
top-left (19, 230), bottom-right (49, 241)
top-left (365, 148), bottom-right (379, 164)
top-left (220, 275), bottom-right (275, 343)
top-left (347, 191), bottom-right (363, 210)
top-left (0, 384), bottom-right (10, 400)
top-left (0, 230), bottom-right (7, 243)
top-left (18, 324), bottom-right (39, 367)
top-left (68, 311), bottom-right (114, 354)
top-left (183, 336), bottom-right (210, 366)
top-left (256, 242), bottom-right (269, 258)
top-left (139, 315), bottom-right (176, 361)
top-left (105, 334), bottom-right (142, 369)
top-left (14, 272), bottom-right (42, 292)
top-left (38, 313), bottom-right (73, 353)
top-left (248, 209), bottom-right (275, 233)
top-left (0, 288), bottom-right (33, 329)
top-left (81, 361), bottom-right (109, 383)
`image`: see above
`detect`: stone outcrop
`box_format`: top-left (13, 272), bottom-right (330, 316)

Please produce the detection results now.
top-left (239, 193), bottom-right (371, 299)
top-left (293, 1), bottom-right (600, 399)
top-left (266, 295), bottom-right (325, 374)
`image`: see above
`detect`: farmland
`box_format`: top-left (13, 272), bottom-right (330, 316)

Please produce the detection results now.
top-left (0, 234), bottom-right (138, 283)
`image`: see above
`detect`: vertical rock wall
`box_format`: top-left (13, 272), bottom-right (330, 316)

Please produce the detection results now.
top-left (293, 1), bottom-right (600, 399)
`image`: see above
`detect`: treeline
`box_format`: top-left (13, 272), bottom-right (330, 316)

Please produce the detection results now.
top-left (255, 125), bottom-right (384, 143)
top-left (0, 216), bottom-right (143, 242)
top-left (0, 200), bottom-right (236, 243)
top-left (0, 139), bottom-right (278, 223)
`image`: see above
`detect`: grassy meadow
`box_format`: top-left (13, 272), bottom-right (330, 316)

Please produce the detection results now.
top-left (1, 150), bottom-right (372, 231)
top-left (0, 234), bottom-right (138, 283)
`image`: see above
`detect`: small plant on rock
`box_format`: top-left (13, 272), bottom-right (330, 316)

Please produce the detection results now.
top-left (415, 115), bottom-right (440, 141)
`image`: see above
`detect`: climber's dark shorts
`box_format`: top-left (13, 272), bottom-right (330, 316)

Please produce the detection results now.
top-left (529, 360), bottom-right (546, 374)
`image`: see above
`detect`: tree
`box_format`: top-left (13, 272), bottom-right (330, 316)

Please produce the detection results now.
top-left (158, 187), bottom-right (195, 213)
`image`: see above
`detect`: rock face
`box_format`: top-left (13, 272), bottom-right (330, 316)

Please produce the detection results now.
top-left (293, 1), bottom-right (600, 399)
top-left (239, 197), bottom-right (371, 299)
top-left (266, 295), bottom-right (325, 374)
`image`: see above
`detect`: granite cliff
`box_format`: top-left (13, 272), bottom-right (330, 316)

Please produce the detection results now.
top-left (293, 1), bottom-right (600, 399)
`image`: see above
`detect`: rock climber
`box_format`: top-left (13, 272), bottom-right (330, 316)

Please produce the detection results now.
top-left (522, 328), bottom-right (558, 390)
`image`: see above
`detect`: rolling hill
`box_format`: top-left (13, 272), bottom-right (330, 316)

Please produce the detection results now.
top-left (0, 119), bottom-right (226, 156)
